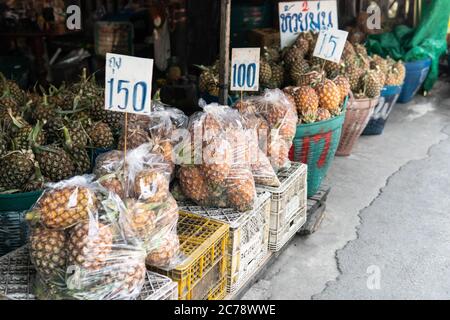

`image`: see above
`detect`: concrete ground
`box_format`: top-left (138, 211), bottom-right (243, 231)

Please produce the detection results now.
top-left (243, 79), bottom-right (450, 300)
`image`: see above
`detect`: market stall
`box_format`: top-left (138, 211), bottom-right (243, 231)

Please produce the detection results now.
top-left (0, 0), bottom-right (448, 301)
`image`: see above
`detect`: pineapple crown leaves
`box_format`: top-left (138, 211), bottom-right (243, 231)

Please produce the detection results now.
top-left (7, 108), bottom-right (27, 129)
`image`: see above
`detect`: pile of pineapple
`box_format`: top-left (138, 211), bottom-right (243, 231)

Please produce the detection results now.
top-left (0, 70), bottom-right (118, 194)
top-left (197, 61), bottom-right (220, 97)
top-left (256, 32), bottom-right (405, 124)
top-left (0, 70), bottom-right (188, 195)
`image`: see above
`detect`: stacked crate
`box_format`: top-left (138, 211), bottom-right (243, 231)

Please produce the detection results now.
top-left (180, 192), bottom-right (271, 294)
top-left (257, 162), bottom-right (308, 251)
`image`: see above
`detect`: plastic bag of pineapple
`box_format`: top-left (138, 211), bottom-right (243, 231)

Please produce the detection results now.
top-left (235, 89), bottom-right (298, 172)
top-left (93, 144), bottom-right (182, 269)
top-left (232, 100), bottom-right (281, 187)
top-left (26, 175), bottom-right (148, 300)
top-left (117, 102), bottom-right (188, 171)
top-left (176, 103), bottom-right (257, 212)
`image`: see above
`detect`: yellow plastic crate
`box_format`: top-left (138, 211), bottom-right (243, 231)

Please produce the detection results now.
top-left (149, 212), bottom-right (229, 300)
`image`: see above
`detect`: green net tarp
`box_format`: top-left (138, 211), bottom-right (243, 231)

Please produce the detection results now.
top-left (366, 0), bottom-right (450, 91)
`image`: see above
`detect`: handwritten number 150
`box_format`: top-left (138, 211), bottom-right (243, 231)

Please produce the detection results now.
top-left (107, 78), bottom-right (147, 112)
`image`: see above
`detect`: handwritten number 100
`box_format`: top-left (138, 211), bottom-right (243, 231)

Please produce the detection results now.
top-left (232, 63), bottom-right (257, 88)
top-left (107, 78), bottom-right (147, 111)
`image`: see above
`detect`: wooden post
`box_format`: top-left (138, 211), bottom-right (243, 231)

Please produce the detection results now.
top-left (219, 0), bottom-right (231, 105)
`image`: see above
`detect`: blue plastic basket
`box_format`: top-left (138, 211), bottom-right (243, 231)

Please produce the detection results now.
top-left (397, 58), bottom-right (431, 103)
top-left (362, 84), bottom-right (403, 135)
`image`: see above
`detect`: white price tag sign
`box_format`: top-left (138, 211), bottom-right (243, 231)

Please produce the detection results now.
top-left (230, 48), bottom-right (260, 92)
top-left (278, 0), bottom-right (338, 49)
top-left (105, 53), bottom-right (153, 115)
top-left (313, 29), bottom-right (348, 63)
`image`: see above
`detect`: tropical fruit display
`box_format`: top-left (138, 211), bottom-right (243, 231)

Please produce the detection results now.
top-left (26, 175), bottom-right (148, 300)
top-left (176, 104), bottom-right (257, 212)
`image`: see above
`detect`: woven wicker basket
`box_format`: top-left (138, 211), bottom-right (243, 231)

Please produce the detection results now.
top-left (336, 96), bottom-right (379, 156)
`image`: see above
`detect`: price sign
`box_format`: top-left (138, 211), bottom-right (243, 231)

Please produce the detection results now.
top-left (230, 48), bottom-right (260, 92)
top-left (313, 29), bottom-right (348, 63)
top-left (278, 0), bottom-right (338, 49)
top-left (105, 53), bottom-right (153, 115)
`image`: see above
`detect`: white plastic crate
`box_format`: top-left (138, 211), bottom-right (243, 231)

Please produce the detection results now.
top-left (0, 246), bottom-right (177, 300)
top-left (268, 206), bottom-right (306, 252)
top-left (180, 192), bottom-right (271, 294)
top-left (256, 162), bottom-right (308, 251)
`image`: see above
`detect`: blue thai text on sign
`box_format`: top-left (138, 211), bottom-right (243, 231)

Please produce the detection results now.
top-left (278, 1), bottom-right (338, 49)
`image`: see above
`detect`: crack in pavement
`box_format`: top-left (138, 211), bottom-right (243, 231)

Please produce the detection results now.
top-left (312, 123), bottom-right (450, 299)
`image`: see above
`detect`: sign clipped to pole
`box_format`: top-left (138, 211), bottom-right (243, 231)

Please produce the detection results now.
top-left (278, 0), bottom-right (338, 49)
top-left (105, 53), bottom-right (153, 115)
top-left (230, 48), bottom-right (260, 92)
top-left (313, 29), bottom-right (348, 63)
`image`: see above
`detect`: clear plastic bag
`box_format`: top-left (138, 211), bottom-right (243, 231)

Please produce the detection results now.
top-left (27, 176), bottom-right (148, 300)
top-left (93, 144), bottom-right (181, 269)
top-left (177, 103), bottom-right (257, 212)
top-left (236, 89), bottom-right (297, 172)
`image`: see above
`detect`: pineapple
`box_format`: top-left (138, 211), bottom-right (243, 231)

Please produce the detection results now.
top-left (155, 195), bottom-right (178, 228)
top-left (93, 150), bottom-right (124, 177)
top-left (259, 60), bottom-right (272, 85)
top-left (0, 87), bottom-right (19, 111)
top-left (294, 86), bottom-right (319, 123)
top-left (102, 254), bottom-right (146, 299)
top-left (87, 122), bottom-right (114, 149)
top-left (98, 175), bottom-right (125, 199)
top-left (69, 147), bottom-right (91, 175)
top-left (324, 61), bottom-right (343, 78)
top-left (294, 35), bottom-right (310, 56)
top-left (0, 150), bottom-right (35, 190)
top-left (371, 55), bottom-right (389, 74)
top-left (364, 69), bottom-right (384, 98)
top-left (283, 46), bottom-right (306, 67)
top-left (198, 67), bottom-right (217, 93)
top-left (267, 138), bottom-right (290, 169)
top-left (289, 57), bottom-right (310, 84)
top-left (295, 70), bottom-right (324, 87)
top-left (23, 163), bottom-right (47, 192)
top-left (5, 80), bottom-right (26, 106)
top-left (268, 62), bottom-right (284, 88)
top-left (118, 126), bottom-right (149, 150)
top-left (67, 221), bottom-right (113, 270)
top-left (226, 170), bottom-right (256, 212)
top-left (315, 79), bottom-right (341, 115)
top-left (178, 166), bottom-right (209, 203)
top-left (333, 76), bottom-right (351, 104)
top-left (29, 226), bottom-right (67, 280)
top-left (133, 169), bottom-right (169, 202)
top-left (32, 186), bottom-right (98, 229)
top-left (124, 198), bottom-right (157, 240)
top-left (9, 113), bottom-right (46, 150)
top-left (34, 145), bottom-right (75, 182)
top-left (103, 110), bottom-right (124, 133)
top-left (145, 233), bottom-right (179, 267)
top-left (316, 108), bottom-right (332, 122)
top-left (61, 121), bottom-right (88, 150)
